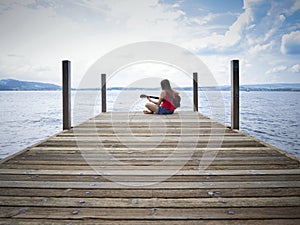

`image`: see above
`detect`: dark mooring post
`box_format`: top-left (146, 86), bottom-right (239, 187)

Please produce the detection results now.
top-left (62, 60), bottom-right (71, 130)
top-left (193, 72), bottom-right (198, 112)
top-left (231, 60), bottom-right (239, 130)
top-left (101, 73), bottom-right (107, 112)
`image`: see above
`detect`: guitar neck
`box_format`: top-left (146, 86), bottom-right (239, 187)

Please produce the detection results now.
top-left (149, 95), bottom-right (159, 99)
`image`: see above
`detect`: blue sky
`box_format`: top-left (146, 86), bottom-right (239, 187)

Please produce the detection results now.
top-left (0, 0), bottom-right (299, 87)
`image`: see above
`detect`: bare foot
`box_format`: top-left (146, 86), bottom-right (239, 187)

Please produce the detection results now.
top-left (143, 110), bottom-right (153, 114)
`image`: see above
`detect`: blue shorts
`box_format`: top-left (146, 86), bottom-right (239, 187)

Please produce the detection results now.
top-left (158, 106), bottom-right (174, 115)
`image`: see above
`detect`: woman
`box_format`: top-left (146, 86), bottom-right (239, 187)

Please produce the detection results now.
top-left (143, 79), bottom-right (179, 114)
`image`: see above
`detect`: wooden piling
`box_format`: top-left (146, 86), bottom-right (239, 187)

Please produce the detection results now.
top-left (231, 60), bottom-right (239, 130)
top-left (101, 73), bottom-right (107, 113)
top-left (62, 60), bottom-right (71, 130)
top-left (193, 72), bottom-right (198, 112)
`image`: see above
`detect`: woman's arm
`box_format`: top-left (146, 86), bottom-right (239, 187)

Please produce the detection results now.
top-left (148, 91), bottom-right (165, 106)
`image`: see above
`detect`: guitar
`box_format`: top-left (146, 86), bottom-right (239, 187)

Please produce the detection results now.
top-left (140, 94), bottom-right (159, 99)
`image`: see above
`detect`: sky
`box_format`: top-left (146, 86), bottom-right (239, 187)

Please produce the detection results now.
top-left (0, 0), bottom-right (299, 88)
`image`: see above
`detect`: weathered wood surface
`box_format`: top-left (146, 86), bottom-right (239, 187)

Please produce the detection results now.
top-left (0, 111), bottom-right (299, 224)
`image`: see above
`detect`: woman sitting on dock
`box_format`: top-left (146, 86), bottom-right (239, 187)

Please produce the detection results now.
top-left (143, 79), bottom-right (179, 114)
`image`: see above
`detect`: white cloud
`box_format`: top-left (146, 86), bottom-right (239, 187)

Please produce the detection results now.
top-left (72, 0), bottom-right (108, 12)
top-left (243, 0), bottom-right (261, 10)
top-left (266, 63), bottom-right (300, 75)
top-left (263, 14), bottom-right (285, 42)
top-left (171, 3), bottom-right (180, 9)
top-left (182, 7), bottom-right (253, 53)
top-left (223, 4), bottom-right (253, 45)
top-left (186, 13), bottom-right (217, 26)
top-left (289, 64), bottom-right (300, 73)
top-left (286, 0), bottom-right (300, 15)
top-left (281, 31), bottom-right (300, 54)
top-left (249, 41), bottom-right (274, 54)
top-left (266, 65), bottom-right (287, 74)
top-left (279, 14), bottom-right (286, 22)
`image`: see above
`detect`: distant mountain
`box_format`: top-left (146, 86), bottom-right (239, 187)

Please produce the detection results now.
top-left (107, 83), bottom-right (300, 92)
top-left (176, 83), bottom-right (300, 92)
top-left (0, 78), bottom-right (299, 91)
top-left (239, 83), bottom-right (300, 91)
top-left (0, 79), bottom-right (61, 91)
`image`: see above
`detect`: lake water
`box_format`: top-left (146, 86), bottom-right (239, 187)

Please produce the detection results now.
top-left (0, 90), bottom-right (299, 159)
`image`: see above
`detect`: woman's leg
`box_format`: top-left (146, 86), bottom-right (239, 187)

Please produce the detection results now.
top-left (144, 103), bottom-right (158, 114)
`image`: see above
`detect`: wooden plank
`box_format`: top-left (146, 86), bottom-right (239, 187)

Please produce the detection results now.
top-left (47, 136), bottom-right (255, 142)
top-left (11, 156), bottom-right (290, 162)
top-left (0, 169), bottom-right (299, 176)
top-left (1, 174), bottom-right (299, 182)
top-left (28, 146), bottom-right (275, 152)
top-left (57, 133), bottom-right (241, 137)
top-left (2, 164), bottom-right (298, 170)
top-left (1, 187), bottom-right (299, 198)
top-left (0, 181), bottom-right (299, 189)
top-left (7, 154), bottom-right (294, 161)
top-left (88, 119), bottom-right (215, 122)
top-left (70, 127), bottom-right (232, 133)
top-left (1, 219), bottom-right (300, 225)
top-left (1, 196), bottom-right (300, 208)
top-left (76, 124), bottom-right (226, 128)
top-left (7, 159), bottom-right (296, 166)
top-left (38, 141), bottom-right (265, 148)
top-left (21, 152), bottom-right (284, 158)
top-left (0, 206), bottom-right (300, 219)
top-left (78, 120), bottom-right (225, 124)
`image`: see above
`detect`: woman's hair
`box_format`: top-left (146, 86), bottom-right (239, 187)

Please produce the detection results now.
top-left (161, 79), bottom-right (172, 91)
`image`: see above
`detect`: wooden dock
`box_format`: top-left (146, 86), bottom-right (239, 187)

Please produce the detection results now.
top-left (0, 111), bottom-right (299, 224)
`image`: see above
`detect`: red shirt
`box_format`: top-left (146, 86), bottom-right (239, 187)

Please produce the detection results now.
top-left (161, 90), bottom-right (175, 111)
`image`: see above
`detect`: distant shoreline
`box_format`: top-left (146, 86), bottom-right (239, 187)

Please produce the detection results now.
top-left (1, 79), bottom-right (299, 92)
top-left (0, 88), bottom-right (299, 92)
